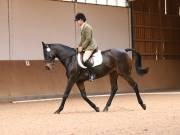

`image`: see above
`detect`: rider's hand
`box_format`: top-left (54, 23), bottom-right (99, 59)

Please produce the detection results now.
top-left (74, 45), bottom-right (78, 52)
top-left (78, 47), bottom-right (83, 53)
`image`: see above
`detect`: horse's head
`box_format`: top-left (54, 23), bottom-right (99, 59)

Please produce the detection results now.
top-left (42, 42), bottom-right (56, 70)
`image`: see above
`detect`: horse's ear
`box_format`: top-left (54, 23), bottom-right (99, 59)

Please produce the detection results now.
top-left (42, 42), bottom-right (49, 48)
top-left (42, 41), bottom-right (46, 47)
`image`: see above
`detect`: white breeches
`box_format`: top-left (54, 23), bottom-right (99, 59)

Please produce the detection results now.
top-left (83, 50), bottom-right (93, 62)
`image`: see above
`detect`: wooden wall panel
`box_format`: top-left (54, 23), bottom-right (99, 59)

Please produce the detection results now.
top-left (132, 0), bottom-right (180, 59)
top-left (0, 60), bottom-right (180, 102)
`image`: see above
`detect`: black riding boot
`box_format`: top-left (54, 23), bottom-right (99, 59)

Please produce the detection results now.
top-left (84, 61), bottom-right (96, 81)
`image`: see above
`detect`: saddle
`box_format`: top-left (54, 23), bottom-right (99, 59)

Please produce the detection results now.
top-left (77, 49), bottom-right (103, 69)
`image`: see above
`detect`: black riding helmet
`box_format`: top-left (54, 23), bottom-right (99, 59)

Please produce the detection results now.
top-left (75, 13), bottom-right (86, 22)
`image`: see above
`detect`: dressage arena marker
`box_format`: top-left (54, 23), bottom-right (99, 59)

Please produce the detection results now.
top-left (25, 60), bottom-right (31, 66)
top-left (12, 92), bottom-right (180, 104)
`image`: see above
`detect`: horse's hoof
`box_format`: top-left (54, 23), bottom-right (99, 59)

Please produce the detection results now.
top-left (103, 108), bottom-right (108, 112)
top-left (95, 107), bottom-right (100, 112)
top-left (54, 110), bottom-right (60, 114)
top-left (142, 104), bottom-right (146, 110)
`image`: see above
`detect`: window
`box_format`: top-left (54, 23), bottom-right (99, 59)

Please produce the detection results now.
top-left (62, 0), bottom-right (74, 1)
top-left (118, 0), bottom-right (128, 7)
top-left (62, 0), bottom-right (128, 7)
top-left (76, 0), bottom-right (85, 2)
top-left (86, 0), bottom-right (96, 4)
top-left (97, 0), bottom-right (107, 5)
top-left (165, 0), bottom-right (167, 15)
top-left (77, 0), bottom-right (85, 2)
top-left (108, 0), bottom-right (117, 6)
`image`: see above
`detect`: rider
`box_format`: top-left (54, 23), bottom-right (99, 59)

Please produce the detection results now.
top-left (75, 13), bottom-right (98, 81)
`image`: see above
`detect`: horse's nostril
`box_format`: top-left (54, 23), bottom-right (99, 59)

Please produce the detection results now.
top-left (45, 65), bottom-right (50, 70)
top-left (45, 64), bottom-right (52, 70)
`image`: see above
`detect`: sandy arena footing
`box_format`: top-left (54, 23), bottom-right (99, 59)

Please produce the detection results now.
top-left (0, 92), bottom-right (180, 135)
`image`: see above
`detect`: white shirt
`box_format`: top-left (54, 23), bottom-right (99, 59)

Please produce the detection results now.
top-left (80, 22), bottom-right (86, 31)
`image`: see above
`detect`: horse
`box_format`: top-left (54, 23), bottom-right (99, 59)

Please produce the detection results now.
top-left (42, 42), bottom-right (149, 113)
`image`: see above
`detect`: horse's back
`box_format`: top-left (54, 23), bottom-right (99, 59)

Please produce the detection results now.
top-left (102, 48), bottom-right (132, 75)
top-left (102, 48), bottom-right (129, 58)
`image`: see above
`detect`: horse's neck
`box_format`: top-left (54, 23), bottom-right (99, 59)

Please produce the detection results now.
top-left (54, 45), bottom-right (76, 67)
top-left (53, 45), bottom-right (74, 59)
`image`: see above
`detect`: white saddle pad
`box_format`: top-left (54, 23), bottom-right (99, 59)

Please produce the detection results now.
top-left (77, 50), bottom-right (103, 69)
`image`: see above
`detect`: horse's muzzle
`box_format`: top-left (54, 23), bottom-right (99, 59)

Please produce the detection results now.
top-left (45, 62), bottom-right (53, 70)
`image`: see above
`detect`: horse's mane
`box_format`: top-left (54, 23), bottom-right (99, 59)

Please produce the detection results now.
top-left (49, 43), bottom-right (75, 51)
top-left (47, 43), bottom-right (76, 61)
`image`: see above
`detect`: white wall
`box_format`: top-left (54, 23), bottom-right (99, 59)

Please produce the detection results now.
top-left (9, 0), bottom-right (75, 60)
top-left (0, 0), bottom-right (9, 60)
top-left (76, 4), bottom-right (130, 50)
top-left (0, 0), bottom-right (130, 60)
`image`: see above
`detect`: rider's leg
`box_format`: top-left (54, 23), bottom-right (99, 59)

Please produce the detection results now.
top-left (83, 50), bottom-right (95, 81)
top-left (83, 50), bottom-right (93, 62)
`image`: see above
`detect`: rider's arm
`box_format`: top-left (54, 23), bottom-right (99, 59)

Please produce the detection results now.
top-left (81, 27), bottom-right (92, 50)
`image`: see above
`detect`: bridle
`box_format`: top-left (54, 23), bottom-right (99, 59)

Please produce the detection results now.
top-left (44, 47), bottom-right (56, 65)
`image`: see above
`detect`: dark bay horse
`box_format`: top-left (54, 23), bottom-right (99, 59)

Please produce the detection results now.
top-left (42, 42), bottom-right (149, 113)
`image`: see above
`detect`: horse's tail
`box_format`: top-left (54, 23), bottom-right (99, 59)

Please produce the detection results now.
top-left (125, 48), bottom-right (149, 75)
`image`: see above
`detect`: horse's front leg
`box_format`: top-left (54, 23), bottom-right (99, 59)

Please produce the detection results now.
top-left (54, 78), bottom-right (75, 114)
top-left (76, 81), bottom-right (100, 112)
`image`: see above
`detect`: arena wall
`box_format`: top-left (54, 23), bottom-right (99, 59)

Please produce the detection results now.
top-left (0, 0), bottom-right (179, 102)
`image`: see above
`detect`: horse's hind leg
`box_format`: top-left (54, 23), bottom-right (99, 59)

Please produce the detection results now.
top-left (103, 72), bottom-right (118, 112)
top-left (76, 82), bottom-right (99, 112)
top-left (122, 74), bottom-right (146, 110)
